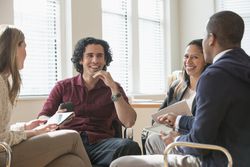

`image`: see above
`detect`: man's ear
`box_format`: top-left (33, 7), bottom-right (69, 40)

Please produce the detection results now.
top-left (208, 33), bottom-right (215, 46)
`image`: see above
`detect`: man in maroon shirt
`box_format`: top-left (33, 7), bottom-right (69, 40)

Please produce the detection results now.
top-left (38, 37), bottom-right (141, 167)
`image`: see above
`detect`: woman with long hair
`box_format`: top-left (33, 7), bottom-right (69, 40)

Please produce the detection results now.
top-left (0, 25), bottom-right (91, 167)
top-left (144, 39), bottom-right (209, 155)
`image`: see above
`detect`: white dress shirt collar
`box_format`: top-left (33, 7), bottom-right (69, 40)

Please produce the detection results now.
top-left (213, 49), bottom-right (232, 63)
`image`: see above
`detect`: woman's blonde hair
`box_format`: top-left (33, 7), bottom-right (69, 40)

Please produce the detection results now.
top-left (0, 25), bottom-right (25, 105)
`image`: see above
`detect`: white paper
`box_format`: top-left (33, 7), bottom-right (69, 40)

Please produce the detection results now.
top-left (152, 100), bottom-right (192, 123)
top-left (144, 124), bottom-right (173, 135)
top-left (46, 112), bottom-right (74, 125)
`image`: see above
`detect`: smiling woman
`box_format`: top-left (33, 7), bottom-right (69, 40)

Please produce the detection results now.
top-left (0, 25), bottom-right (91, 167)
top-left (139, 39), bottom-right (209, 155)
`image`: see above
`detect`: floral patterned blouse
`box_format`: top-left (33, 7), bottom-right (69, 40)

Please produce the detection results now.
top-left (0, 75), bottom-right (27, 146)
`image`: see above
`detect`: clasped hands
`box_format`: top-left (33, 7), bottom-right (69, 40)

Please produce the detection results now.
top-left (157, 113), bottom-right (180, 145)
top-left (157, 113), bottom-right (177, 128)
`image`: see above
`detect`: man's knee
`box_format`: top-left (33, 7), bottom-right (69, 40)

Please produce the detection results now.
top-left (146, 133), bottom-right (161, 146)
top-left (145, 133), bottom-right (164, 154)
top-left (113, 139), bottom-right (141, 158)
top-left (125, 139), bottom-right (141, 154)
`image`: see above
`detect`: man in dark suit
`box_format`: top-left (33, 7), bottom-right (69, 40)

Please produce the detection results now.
top-left (110, 10), bottom-right (250, 167)
top-left (170, 10), bottom-right (250, 167)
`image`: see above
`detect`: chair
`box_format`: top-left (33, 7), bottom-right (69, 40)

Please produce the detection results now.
top-left (167, 70), bottom-right (182, 88)
top-left (0, 142), bottom-right (12, 167)
top-left (164, 141), bottom-right (233, 167)
top-left (141, 70), bottom-right (183, 154)
top-left (112, 119), bottom-right (133, 140)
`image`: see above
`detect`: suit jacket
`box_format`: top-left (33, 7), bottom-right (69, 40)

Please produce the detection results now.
top-left (159, 80), bottom-right (196, 134)
top-left (177, 48), bottom-right (250, 167)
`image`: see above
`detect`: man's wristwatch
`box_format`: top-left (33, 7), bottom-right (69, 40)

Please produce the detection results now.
top-left (111, 93), bottom-right (122, 102)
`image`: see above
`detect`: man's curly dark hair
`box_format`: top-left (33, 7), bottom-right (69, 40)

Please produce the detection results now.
top-left (71, 37), bottom-right (113, 74)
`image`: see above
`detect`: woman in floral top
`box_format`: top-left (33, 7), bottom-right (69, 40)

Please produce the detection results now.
top-left (0, 25), bottom-right (91, 167)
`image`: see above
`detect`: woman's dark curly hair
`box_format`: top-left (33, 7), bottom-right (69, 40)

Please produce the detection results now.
top-left (71, 37), bottom-right (113, 74)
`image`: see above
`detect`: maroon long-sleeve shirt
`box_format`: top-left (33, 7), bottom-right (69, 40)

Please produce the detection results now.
top-left (38, 74), bottom-right (128, 144)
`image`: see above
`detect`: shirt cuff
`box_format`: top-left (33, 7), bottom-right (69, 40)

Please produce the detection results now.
top-left (174, 135), bottom-right (180, 142)
top-left (10, 122), bottom-right (26, 131)
top-left (174, 115), bottom-right (182, 131)
top-left (174, 136), bottom-right (181, 152)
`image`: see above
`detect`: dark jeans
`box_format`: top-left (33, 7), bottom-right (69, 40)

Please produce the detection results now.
top-left (81, 132), bottom-right (141, 167)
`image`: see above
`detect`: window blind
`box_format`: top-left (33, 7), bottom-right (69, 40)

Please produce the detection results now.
top-left (102, 0), bottom-right (130, 92)
top-left (102, 0), bottom-right (166, 94)
top-left (216, 0), bottom-right (250, 55)
top-left (138, 0), bottom-right (165, 93)
top-left (14, 0), bottom-right (61, 96)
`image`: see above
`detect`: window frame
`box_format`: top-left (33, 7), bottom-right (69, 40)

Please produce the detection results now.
top-left (102, 0), bottom-right (168, 96)
top-left (12, 0), bottom-right (71, 98)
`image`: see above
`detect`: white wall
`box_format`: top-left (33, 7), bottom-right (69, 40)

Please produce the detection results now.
top-left (61, 0), bottom-right (102, 78)
top-left (133, 107), bottom-right (159, 148)
top-left (166, 0), bottom-right (180, 72)
top-left (178, 0), bottom-right (215, 66)
top-left (71, 0), bottom-right (102, 46)
top-left (0, 0), bottom-right (14, 24)
top-left (10, 98), bottom-right (46, 123)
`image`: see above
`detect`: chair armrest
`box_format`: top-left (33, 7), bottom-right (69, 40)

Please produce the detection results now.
top-left (163, 142), bottom-right (233, 167)
top-left (124, 127), bottom-right (133, 140)
top-left (0, 142), bottom-right (12, 167)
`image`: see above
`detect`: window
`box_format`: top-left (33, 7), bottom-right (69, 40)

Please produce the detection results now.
top-left (14, 0), bottom-right (61, 96)
top-left (102, 0), bottom-right (130, 92)
top-left (138, 0), bottom-right (165, 94)
top-left (102, 0), bottom-right (166, 94)
top-left (215, 0), bottom-right (250, 55)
